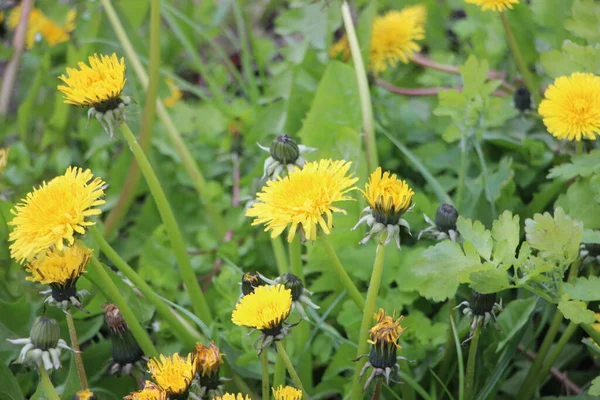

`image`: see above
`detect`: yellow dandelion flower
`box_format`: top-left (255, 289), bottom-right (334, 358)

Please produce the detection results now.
top-left (272, 385), bottom-right (303, 400)
top-left (125, 381), bottom-right (167, 400)
top-left (195, 341), bottom-right (223, 377)
top-left (329, 36), bottom-right (350, 61)
top-left (8, 6), bottom-right (76, 49)
top-left (58, 53), bottom-right (126, 109)
top-left (163, 78), bottom-right (183, 107)
top-left (25, 244), bottom-right (91, 286)
top-left (232, 284), bottom-right (292, 330)
top-left (538, 72), bottom-right (600, 141)
top-left (245, 159), bottom-right (358, 242)
top-left (0, 147), bottom-right (9, 175)
top-left (147, 353), bottom-right (197, 396)
top-left (368, 308), bottom-right (407, 348)
top-left (362, 167), bottom-right (414, 219)
top-left (73, 389), bottom-right (96, 400)
top-left (8, 167), bottom-right (105, 263)
top-left (464, 0), bottom-right (520, 12)
top-left (214, 394), bottom-right (252, 400)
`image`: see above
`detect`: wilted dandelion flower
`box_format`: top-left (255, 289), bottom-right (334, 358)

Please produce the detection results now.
top-left (272, 385), bottom-right (302, 400)
top-left (464, 0), bottom-right (520, 11)
top-left (214, 394), bottom-right (251, 400)
top-left (104, 304), bottom-right (145, 375)
top-left (163, 78), bottom-right (182, 107)
top-left (195, 341), bottom-right (225, 398)
top-left (58, 53), bottom-right (130, 137)
top-left (232, 284), bottom-right (293, 352)
top-left (246, 159), bottom-right (358, 242)
top-left (8, 167), bottom-right (105, 263)
top-left (538, 72), bottom-right (600, 141)
top-left (0, 147), bottom-right (9, 174)
top-left (124, 381), bottom-right (167, 400)
top-left (8, 6), bottom-right (76, 48)
top-left (330, 5), bottom-right (426, 74)
top-left (147, 353), bottom-right (197, 398)
top-left (353, 167), bottom-right (414, 248)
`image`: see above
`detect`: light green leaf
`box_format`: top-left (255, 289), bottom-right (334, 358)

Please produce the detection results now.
top-left (547, 149), bottom-right (600, 180)
top-left (583, 229), bottom-right (600, 244)
top-left (496, 297), bottom-right (538, 352)
top-left (491, 211), bottom-right (520, 264)
top-left (556, 177), bottom-right (600, 230)
top-left (524, 207), bottom-right (583, 265)
top-left (564, 276), bottom-right (600, 301)
top-left (0, 362), bottom-right (24, 400)
top-left (456, 216), bottom-right (493, 260)
top-left (458, 56), bottom-right (489, 98)
top-left (565, 0), bottom-right (600, 42)
top-left (590, 376), bottom-right (600, 396)
top-left (469, 267), bottom-right (511, 294)
top-left (558, 297), bottom-right (595, 324)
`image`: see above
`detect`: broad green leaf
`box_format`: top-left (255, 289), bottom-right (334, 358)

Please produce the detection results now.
top-left (458, 56), bottom-right (489, 98)
top-left (558, 297), bottom-right (596, 324)
top-left (565, 0), bottom-right (600, 42)
top-left (547, 149), bottom-right (600, 180)
top-left (469, 266), bottom-right (511, 294)
top-left (491, 211), bottom-right (520, 264)
top-left (556, 177), bottom-right (600, 230)
top-left (524, 207), bottom-right (583, 265)
top-left (583, 229), bottom-right (600, 244)
top-left (590, 376), bottom-right (600, 396)
top-left (531, 0), bottom-right (574, 47)
top-left (564, 276), bottom-right (600, 301)
top-left (456, 216), bottom-right (493, 260)
top-left (0, 362), bottom-right (24, 400)
top-left (496, 297), bottom-right (537, 352)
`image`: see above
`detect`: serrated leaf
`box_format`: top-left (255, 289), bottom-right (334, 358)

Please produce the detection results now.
top-left (459, 56), bottom-right (489, 98)
top-left (558, 297), bottom-right (596, 324)
top-left (564, 276), bottom-right (600, 301)
top-left (457, 217), bottom-right (493, 260)
top-left (524, 207), bottom-right (583, 265)
top-left (491, 211), bottom-right (520, 264)
top-left (496, 297), bottom-right (537, 352)
top-left (469, 266), bottom-right (511, 294)
top-left (547, 149), bottom-right (600, 180)
top-left (590, 376), bottom-right (600, 396)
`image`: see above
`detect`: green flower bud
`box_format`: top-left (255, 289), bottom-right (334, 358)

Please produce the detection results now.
top-left (435, 204), bottom-right (458, 233)
top-left (514, 87), bottom-right (532, 112)
top-left (471, 292), bottom-right (497, 316)
top-left (30, 317), bottom-right (60, 351)
top-left (279, 273), bottom-right (304, 301)
top-left (270, 135), bottom-right (300, 164)
top-left (111, 329), bottom-right (144, 366)
top-left (368, 342), bottom-right (397, 369)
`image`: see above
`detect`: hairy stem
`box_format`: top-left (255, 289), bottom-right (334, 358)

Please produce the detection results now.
top-left (65, 313), bottom-right (89, 389)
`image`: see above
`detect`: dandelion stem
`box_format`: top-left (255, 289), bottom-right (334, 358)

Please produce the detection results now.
top-left (499, 12), bottom-right (540, 103)
top-left (450, 317), bottom-right (465, 400)
top-left (89, 227), bottom-right (203, 347)
top-left (271, 237), bottom-right (289, 275)
top-left (341, 0), bottom-right (379, 172)
top-left (465, 323), bottom-right (481, 400)
top-left (534, 321), bottom-right (578, 395)
top-left (273, 355), bottom-right (286, 390)
top-left (65, 313), bottom-right (89, 390)
top-left (275, 341), bottom-right (308, 400)
top-left (456, 138), bottom-right (468, 210)
top-left (37, 366), bottom-right (61, 400)
top-left (474, 140), bottom-right (497, 217)
top-left (118, 122), bottom-right (213, 325)
top-left (350, 244), bottom-right (386, 400)
top-left (261, 351), bottom-right (270, 400)
top-left (372, 379), bottom-right (382, 400)
top-left (320, 235), bottom-right (365, 309)
top-left (576, 141), bottom-right (583, 156)
top-left (582, 323), bottom-right (600, 348)
top-left (87, 255), bottom-right (158, 358)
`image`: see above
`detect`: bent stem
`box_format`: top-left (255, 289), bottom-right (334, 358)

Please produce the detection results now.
top-left (88, 255), bottom-right (158, 357)
top-left (261, 351), bottom-right (270, 400)
top-left (350, 244), bottom-right (386, 400)
top-left (275, 341), bottom-right (308, 400)
top-left (38, 366), bottom-right (61, 400)
top-left (65, 313), bottom-right (89, 389)
top-left (465, 324), bottom-right (481, 400)
top-left (89, 226), bottom-right (203, 347)
top-left (119, 122), bottom-right (213, 325)
top-left (341, 0), bottom-right (378, 172)
top-left (320, 234), bottom-right (365, 309)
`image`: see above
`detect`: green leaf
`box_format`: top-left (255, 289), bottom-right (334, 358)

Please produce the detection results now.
top-left (524, 207), bottom-right (583, 265)
top-left (590, 376), bottom-right (600, 396)
top-left (496, 297), bottom-right (538, 352)
top-left (0, 362), bottom-right (24, 400)
top-left (491, 211), bottom-right (520, 264)
top-left (564, 276), bottom-right (600, 301)
top-left (558, 297), bottom-right (596, 324)
top-left (547, 149), bottom-right (600, 180)
top-left (556, 177), bottom-right (600, 230)
top-left (456, 216), bottom-right (493, 260)
top-left (458, 56), bottom-right (489, 98)
top-left (565, 0), bottom-right (600, 42)
top-left (469, 266), bottom-right (511, 294)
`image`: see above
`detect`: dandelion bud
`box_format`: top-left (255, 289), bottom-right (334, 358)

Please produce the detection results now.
top-left (279, 273), bottom-right (304, 301)
top-left (241, 272), bottom-right (262, 296)
top-left (514, 87), bottom-right (532, 112)
top-left (270, 134), bottom-right (300, 164)
top-left (195, 342), bottom-right (224, 397)
top-left (104, 304), bottom-right (144, 375)
top-left (471, 292), bottom-right (497, 316)
top-left (73, 389), bottom-right (97, 400)
top-left (435, 204), bottom-right (459, 233)
top-left (30, 317), bottom-right (60, 351)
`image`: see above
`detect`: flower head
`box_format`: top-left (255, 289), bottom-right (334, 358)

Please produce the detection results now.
top-left (464, 0), bottom-right (519, 11)
top-left (232, 284), bottom-right (292, 331)
top-left (73, 389), bottom-right (97, 400)
top-left (455, 291), bottom-right (503, 337)
top-left (25, 244), bottom-right (90, 286)
top-left (368, 309), bottom-right (407, 349)
top-left (195, 341), bottom-right (223, 377)
top-left (272, 385), bottom-right (302, 400)
top-left (8, 6), bottom-right (76, 48)
top-left (125, 381), bottom-right (167, 400)
top-left (163, 78), bottom-right (182, 107)
top-left (0, 147), bottom-right (9, 174)
top-left (258, 272), bottom-right (320, 321)
top-left (246, 159), bottom-right (358, 242)
top-left (147, 353), bottom-right (197, 396)
top-left (214, 394), bottom-right (251, 400)
top-left (104, 304), bottom-right (144, 375)
top-left (8, 167), bottom-right (105, 263)
top-left (538, 72), bottom-right (600, 141)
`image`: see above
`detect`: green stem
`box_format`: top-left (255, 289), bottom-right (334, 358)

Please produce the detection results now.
top-left (582, 323), bottom-right (600, 346)
top-left (89, 227), bottom-right (203, 347)
top-left (261, 351), bottom-right (270, 400)
top-left (516, 308), bottom-right (563, 400)
top-left (449, 317), bottom-right (465, 400)
top-left (474, 140), bottom-right (497, 217)
top-left (534, 322), bottom-right (578, 392)
top-left (499, 12), bottom-right (539, 104)
top-left (88, 255), bottom-right (158, 357)
top-left (456, 138), bottom-right (468, 210)
top-left (273, 355), bottom-right (286, 390)
top-left (576, 141), bottom-right (583, 156)
top-left (271, 237), bottom-right (289, 275)
top-left (65, 313), bottom-right (89, 390)
top-left (341, 0), bottom-right (378, 172)
top-left (275, 341), bottom-right (308, 400)
top-left (320, 234), bottom-right (365, 309)
top-left (103, 0), bottom-right (161, 238)
top-left (399, 361), bottom-right (415, 400)
top-left (437, 298), bottom-right (456, 387)
top-left (350, 244), bottom-right (386, 400)
top-left (465, 324), bottom-right (481, 400)
top-left (119, 122), bottom-right (213, 324)
top-left (99, 0), bottom-right (227, 240)
top-left (372, 379), bottom-right (382, 400)
top-left (37, 366), bottom-right (61, 400)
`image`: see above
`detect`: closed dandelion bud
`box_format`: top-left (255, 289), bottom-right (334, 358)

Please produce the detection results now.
top-left (30, 317), bottom-right (60, 351)
top-left (435, 203), bottom-right (458, 233)
top-left (471, 292), bottom-right (497, 316)
top-left (270, 135), bottom-right (300, 164)
top-left (111, 329), bottom-right (144, 366)
top-left (241, 272), bottom-right (262, 296)
top-left (279, 273), bottom-right (304, 301)
top-left (73, 389), bottom-right (97, 400)
top-left (514, 87), bottom-right (532, 111)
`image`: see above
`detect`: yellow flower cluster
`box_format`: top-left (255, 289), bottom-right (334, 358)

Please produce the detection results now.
top-left (232, 284), bottom-right (292, 330)
top-left (368, 309), bottom-right (407, 349)
top-left (25, 244), bottom-right (91, 286)
top-left (8, 6), bottom-right (76, 48)
top-left (464, 0), bottom-right (520, 12)
top-left (147, 353), bottom-right (197, 396)
top-left (272, 385), bottom-right (303, 400)
top-left (362, 167), bottom-right (414, 217)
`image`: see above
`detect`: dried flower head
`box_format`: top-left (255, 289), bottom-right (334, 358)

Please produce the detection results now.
top-left (368, 309), bottom-right (407, 349)
top-left (246, 159), bottom-right (358, 242)
top-left (272, 385), bottom-right (303, 400)
top-left (464, 0), bottom-right (520, 11)
top-left (147, 353), bottom-right (197, 397)
top-left (8, 167), bottom-right (105, 263)
top-left (538, 72), bottom-right (600, 141)
top-left (124, 381), bottom-right (167, 400)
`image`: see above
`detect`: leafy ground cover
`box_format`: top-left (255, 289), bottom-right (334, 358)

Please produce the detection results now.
top-left (1, 0), bottom-right (600, 399)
